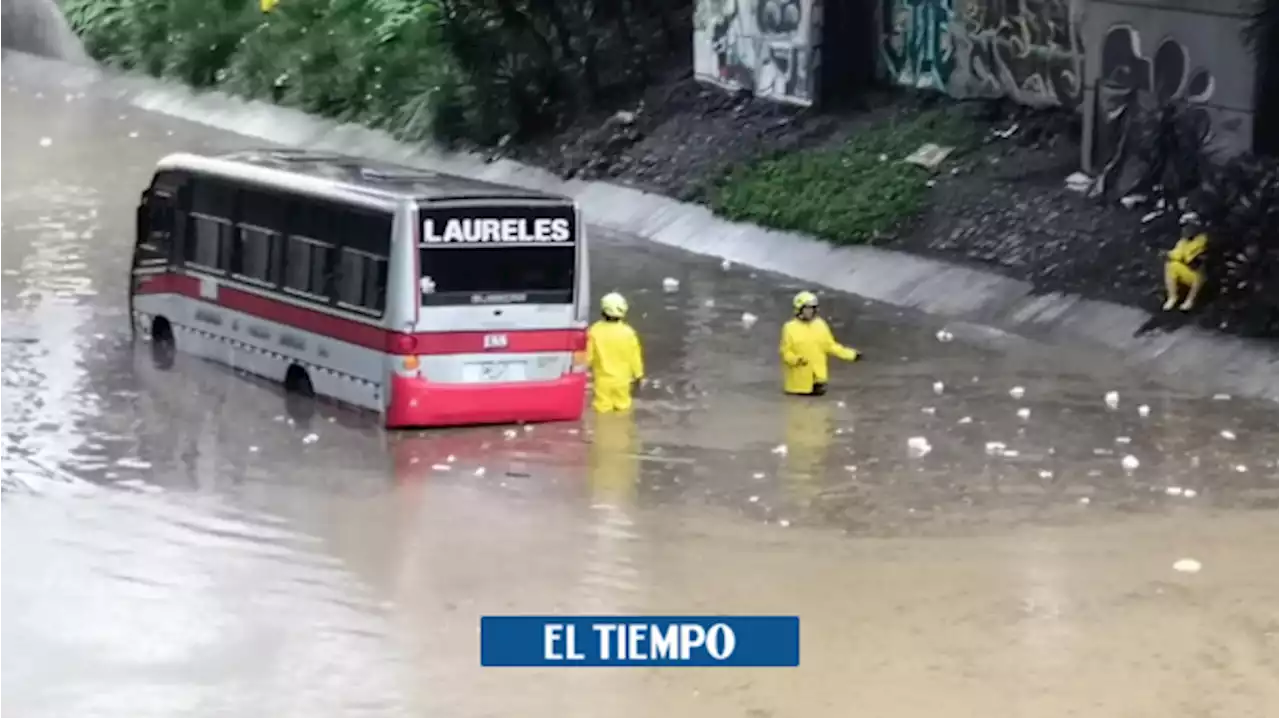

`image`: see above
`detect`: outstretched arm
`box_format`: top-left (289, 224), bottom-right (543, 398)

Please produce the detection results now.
top-left (823, 324), bottom-right (859, 361)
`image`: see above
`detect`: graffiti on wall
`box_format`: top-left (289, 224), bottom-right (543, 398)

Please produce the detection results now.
top-left (950, 0), bottom-right (1083, 107)
top-left (693, 0), bottom-right (821, 106)
top-left (879, 0), bottom-right (1083, 107)
top-left (1092, 25), bottom-right (1219, 193)
top-left (880, 0), bottom-right (955, 91)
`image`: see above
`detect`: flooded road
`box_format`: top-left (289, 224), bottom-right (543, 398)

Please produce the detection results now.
top-left (3, 66), bottom-right (1278, 717)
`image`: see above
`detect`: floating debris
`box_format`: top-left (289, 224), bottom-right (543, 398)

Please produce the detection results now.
top-left (984, 441), bottom-right (1006, 456)
top-left (1016, 407), bottom-right (1031, 421)
top-left (748, 495), bottom-right (760, 503)
top-left (935, 329), bottom-right (954, 342)
top-left (523, 425), bottom-right (534, 432)
top-left (662, 277), bottom-right (680, 293)
top-left (431, 463), bottom-right (451, 471)
top-left (907, 437), bottom-right (932, 457)
top-left (836, 400), bottom-right (846, 408)
top-left (503, 429), bottom-right (518, 439)
top-left (248, 446), bottom-right (260, 453)
top-left (1234, 464), bottom-right (1249, 473)
top-left (1183, 489), bottom-right (1198, 498)
top-left (957, 416), bottom-right (973, 425)
top-left (128, 131), bottom-right (139, 139)
top-left (1165, 486), bottom-right (1184, 496)
top-left (1212, 393), bottom-right (1231, 401)
top-left (720, 259), bottom-right (732, 270)
top-left (778, 519), bottom-right (792, 528)
top-left (933, 381), bottom-right (945, 394)
top-left (1009, 386), bottom-right (1026, 399)
top-left (1137, 404), bottom-right (1151, 418)
top-left (1121, 454), bottom-right (1140, 472)
top-left (116, 457), bottom-right (152, 469)
top-left (752, 472), bottom-right (766, 479)
top-left (446, 454), bottom-right (457, 463)
top-left (741, 312), bottom-right (758, 328)
top-left (1220, 429), bottom-right (1237, 441)
top-left (921, 406), bottom-right (936, 415)
top-left (302, 433), bottom-right (319, 444)
top-left (1078, 496), bottom-right (1091, 505)
top-left (1038, 470), bottom-right (1053, 479)
top-left (39, 137), bottom-right (52, 147)
top-left (1105, 391), bottom-right (1120, 409)
top-left (771, 444), bottom-right (788, 456)
top-left (1115, 436), bottom-right (1132, 445)
top-left (1002, 449), bottom-right (1020, 458)
top-left (1093, 448), bottom-right (1115, 456)
top-left (1172, 558), bottom-right (1202, 574)
top-left (474, 467), bottom-right (486, 477)
top-left (704, 298), bottom-right (715, 308)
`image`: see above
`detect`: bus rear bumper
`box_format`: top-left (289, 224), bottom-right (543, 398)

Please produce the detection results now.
top-left (385, 373), bottom-right (587, 428)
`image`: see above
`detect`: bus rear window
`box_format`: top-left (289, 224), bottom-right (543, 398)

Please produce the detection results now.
top-left (419, 246), bottom-right (575, 305)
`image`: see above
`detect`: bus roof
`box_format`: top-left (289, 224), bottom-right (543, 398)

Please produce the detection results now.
top-left (154, 149), bottom-right (571, 205)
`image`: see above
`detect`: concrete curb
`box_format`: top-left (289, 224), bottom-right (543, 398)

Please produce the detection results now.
top-left (9, 51), bottom-right (1277, 402)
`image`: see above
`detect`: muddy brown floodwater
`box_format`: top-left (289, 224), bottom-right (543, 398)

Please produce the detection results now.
top-left (2, 66), bottom-right (1278, 718)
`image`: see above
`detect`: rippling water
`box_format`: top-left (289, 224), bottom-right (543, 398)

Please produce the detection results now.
top-left (3, 60), bottom-right (1277, 717)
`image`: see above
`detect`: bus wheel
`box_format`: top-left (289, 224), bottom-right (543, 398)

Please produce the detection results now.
top-left (284, 364), bottom-right (317, 423)
top-left (150, 317), bottom-right (175, 369)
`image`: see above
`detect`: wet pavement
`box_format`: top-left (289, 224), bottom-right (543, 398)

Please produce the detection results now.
top-left (3, 69), bottom-right (1278, 718)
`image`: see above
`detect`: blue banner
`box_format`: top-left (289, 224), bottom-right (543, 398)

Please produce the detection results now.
top-left (480, 616), bottom-right (800, 667)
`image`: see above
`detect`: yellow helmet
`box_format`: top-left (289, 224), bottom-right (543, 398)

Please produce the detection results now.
top-left (601, 292), bottom-right (628, 319)
top-left (792, 291), bottom-right (819, 310)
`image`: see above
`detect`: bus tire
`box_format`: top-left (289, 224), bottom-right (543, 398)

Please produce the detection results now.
top-left (150, 317), bottom-right (175, 369)
top-left (284, 364), bottom-right (317, 422)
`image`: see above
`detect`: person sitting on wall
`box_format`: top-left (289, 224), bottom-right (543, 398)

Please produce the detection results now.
top-left (1163, 214), bottom-right (1209, 312)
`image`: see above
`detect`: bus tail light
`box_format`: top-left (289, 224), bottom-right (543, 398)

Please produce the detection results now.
top-left (402, 355), bottom-right (421, 371)
top-left (390, 333), bottom-right (417, 355)
top-left (571, 350), bottom-right (588, 373)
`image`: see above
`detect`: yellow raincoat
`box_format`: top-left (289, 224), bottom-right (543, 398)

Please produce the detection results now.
top-left (1164, 232), bottom-right (1208, 310)
top-left (587, 320), bottom-right (645, 412)
top-left (779, 317), bottom-right (858, 395)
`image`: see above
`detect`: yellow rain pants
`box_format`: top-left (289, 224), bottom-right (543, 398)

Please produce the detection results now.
top-left (779, 317), bottom-right (858, 395)
top-left (587, 319), bottom-right (645, 413)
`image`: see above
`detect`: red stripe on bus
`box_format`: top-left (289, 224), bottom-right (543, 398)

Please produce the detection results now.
top-left (133, 271), bottom-right (586, 355)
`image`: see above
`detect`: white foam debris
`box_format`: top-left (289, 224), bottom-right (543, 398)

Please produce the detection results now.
top-left (933, 381), bottom-right (945, 394)
top-left (720, 258), bottom-right (732, 270)
top-left (935, 329), bottom-right (954, 342)
top-left (1165, 486), bottom-right (1184, 496)
top-left (431, 463), bottom-right (451, 471)
top-left (1172, 558), bottom-right (1202, 573)
top-left (957, 416), bottom-right (973, 425)
top-left (741, 312), bottom-right (758, 328)
top-left (836, 400), bottom-right (846, 408)
top-left (302, 433), bottom-right (319, 444)
top-left (748, 495), bottom-right (760, 503)
top-left (844, 465), bottom-right (857, 472)
top-left (1121, 454), bottom-right (1140, 472)
top-left (503, 429), bottom-right (518, 439)
top-left (1065, 171), bottom-right (1092, 192)
top-left (922, 406), bottom-right (936, 415)
top-left (1234, 464), bottom-right (1249, 473)
top-left (752, 472), bottom-right (766, 479)
top-left (1038, 470), bottom-right (1054, 479)
top-left (446, 454), bottom-right (457, 463)
top-left (778, 519), bottom-right (792, 527)
top-left (1115, 436), bottom-right (1132, 444)
top-left (1105, 391), bottom-right (1120, 409)
top-left (1220, 429), bottom-right (1237, 441)
top-left (662, 277), bottom-right (680, 293)
top-left (1119, 193), bottom-right (1146, 209)
top-left (1009, 386), bottom-right (1025, 399)
top-left (907, 437), bottom-right (932, 457)
top-left (984, 441), bottom-right (1006, 456)
top-left (116, 457), bottom-right (152, 469)
top-left (1078, 496), bottom-right (1091, 505)
top-left (39, 137), bottom-right (52, 147)
top-left (1140, 210), bottom-right (1163, 224)
top-left (1212, 393), bottom-right (1231, 401)
top-left (771, 444), bottom-right (788, 456)
top-left (1137, 404), bottom-right (1151, 418)
top-left (248, 446), bottom-right (260, 453)
top-left (523, 425), bottom-right (534, 432)
top-left (1016, 407), bottom-right (1031, 420)
top-left (474, 467), bottom-right (487, 477)
top-left (1183, 489), bottom-right (1198, 498)
top-left (704, 298), bottom-right (715, 307)
top-left (128, 131), bottom-right (139, 139)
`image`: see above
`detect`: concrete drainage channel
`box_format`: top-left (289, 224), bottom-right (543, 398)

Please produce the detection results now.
top-left (4, 50), bottom-right (1276, 403)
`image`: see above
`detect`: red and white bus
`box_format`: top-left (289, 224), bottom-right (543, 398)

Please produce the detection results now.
top-left (130, 149), bottom-right (590, 428)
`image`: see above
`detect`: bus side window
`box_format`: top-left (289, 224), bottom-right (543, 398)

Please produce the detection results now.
top-left (335, 212), bottom-right (391, 314)
top-left (186, 178), bottom-right (236, 273)
top-left (236, 189), bottom-right (286, 285)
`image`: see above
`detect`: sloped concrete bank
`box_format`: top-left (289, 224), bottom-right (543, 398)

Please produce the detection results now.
top-left (7, 50), bottom-right (1277, 402)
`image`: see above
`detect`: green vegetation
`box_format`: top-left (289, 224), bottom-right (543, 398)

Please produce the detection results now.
top-left (707, 109), bottom-right (981, 244)
top-left (59, 0), bottom-right (687, 146)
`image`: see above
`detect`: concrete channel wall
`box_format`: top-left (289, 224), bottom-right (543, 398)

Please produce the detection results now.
top-left (4, 50), bottom-right (1276, 402)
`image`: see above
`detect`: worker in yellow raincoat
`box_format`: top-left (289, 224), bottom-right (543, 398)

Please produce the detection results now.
top-left (779, 291), bottom-right (859, 396)
top-left (1163, 219), bottom-right (1209, 311)
top-left (587, 292), bottom-right (645, 413)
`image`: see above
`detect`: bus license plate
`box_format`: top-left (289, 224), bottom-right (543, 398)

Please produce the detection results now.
top-left (463, 361), bottom-right (526, 383)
